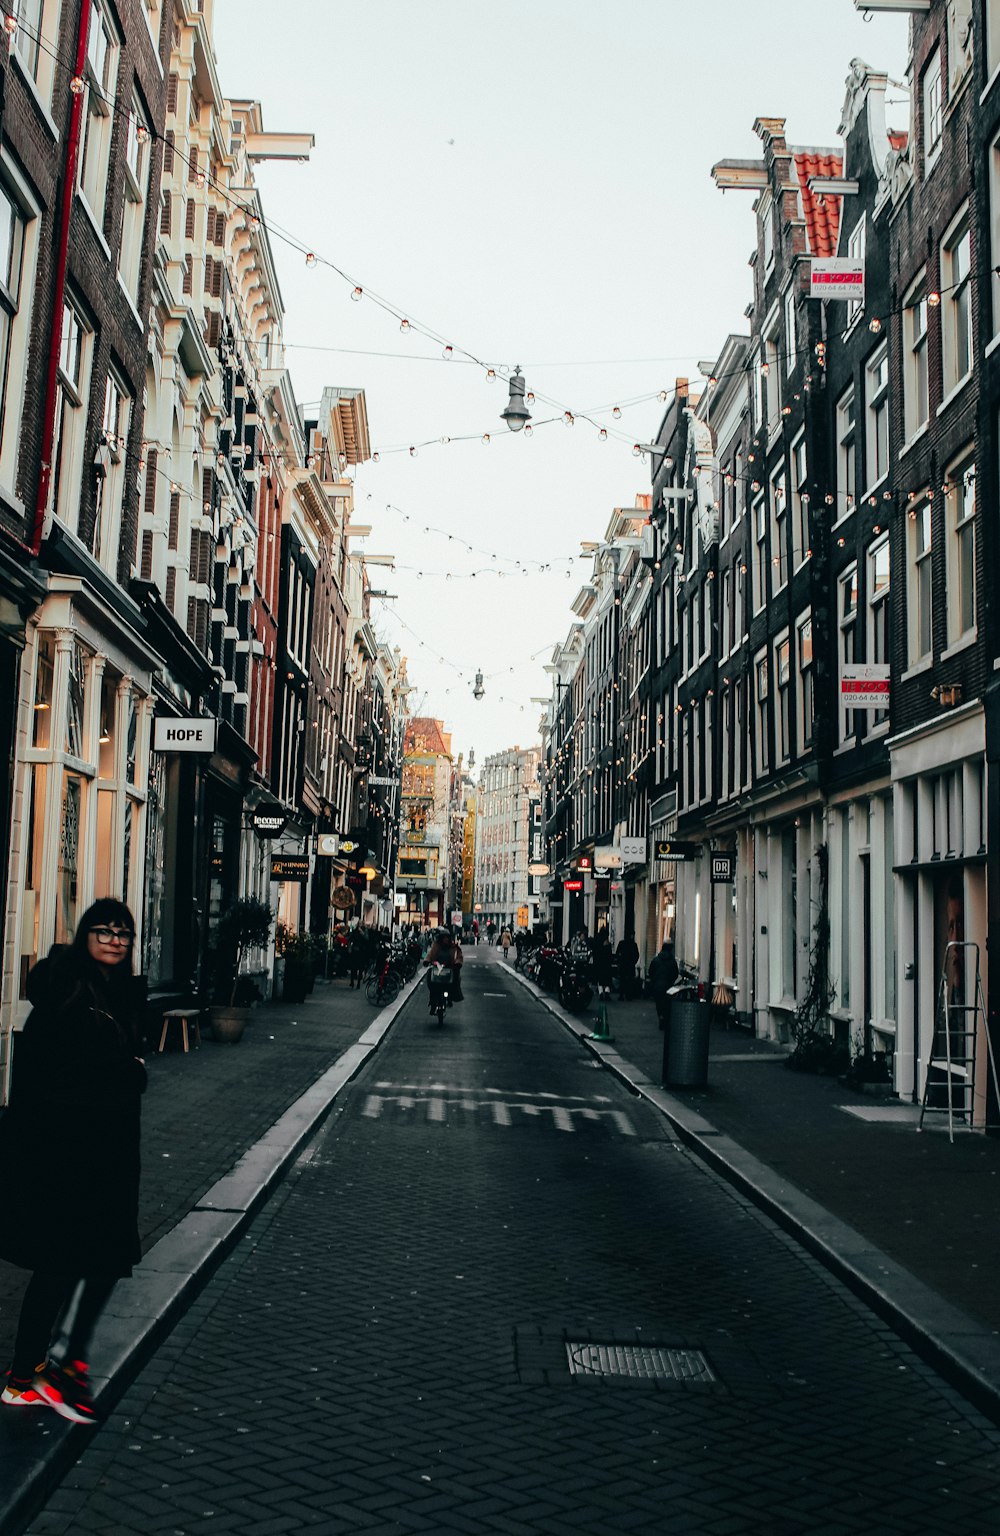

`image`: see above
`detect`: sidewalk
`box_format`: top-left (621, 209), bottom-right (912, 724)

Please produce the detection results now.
top-left (0, 974), bottom-right (416, 1536)
top-left (507, 967), bottom-right (1000, 1421)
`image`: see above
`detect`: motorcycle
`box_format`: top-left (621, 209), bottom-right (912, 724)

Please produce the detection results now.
top-left (427, 962), bottom-right (452, 1024)
top-left (558, 950), bottom-right (593, 1014)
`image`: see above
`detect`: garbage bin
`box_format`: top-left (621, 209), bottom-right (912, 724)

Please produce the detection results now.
top-left (663, 992), bottom-right (711, 1088)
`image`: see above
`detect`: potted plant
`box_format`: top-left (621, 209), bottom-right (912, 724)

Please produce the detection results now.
top-left (277, 925), bottom-right (316, 1003)
top-left (211, 897), bottom-right (274, 1042)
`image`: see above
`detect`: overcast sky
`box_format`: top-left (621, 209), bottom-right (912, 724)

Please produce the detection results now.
top-left (213, 0), bottom-right (910, 771)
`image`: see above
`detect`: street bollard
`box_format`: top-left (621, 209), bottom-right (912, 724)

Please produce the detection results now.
top-left (590, 1004), bottom-right (613, 1042)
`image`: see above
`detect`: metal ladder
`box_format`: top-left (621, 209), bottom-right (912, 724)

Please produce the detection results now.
top-left (918, 942), bottom-right (999, 1141)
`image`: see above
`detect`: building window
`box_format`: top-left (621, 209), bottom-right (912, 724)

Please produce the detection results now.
top-left (783, 282), bottom-right (797, 375)
top-left (867, 536), bottom-right (890, 726)
top-left (923, 46), bottom-right (943, 172)
top-left (836, 387), bottom-right (856, 515)
top-left (764, 319), bottom-right (781, 430)
top-left (92, 372), bottom-right (131, 569)
top-left (941, 212), bottom-right (973, 396)
top-left (118, 97), bottom-right (151, 303)
top-left (796, 611), bottom-right (813, 753)
top-left (839, 564), bottom-right (858, 744)
top-left (770, 467), bottom-right (788, 592)
top-left (945, 455), bottom-right (976, 643)
top-left (903, 274), bottom-right (929, 438)
top-left (11, 0), bottom-right (60, 104)
top-left (754, 650), bottom-right (769, 778)
top-left (49, 298), bottom-right (92, 533)
top-left (752, 494), bottom-right (767, 613)
top-left (774, 632), bottom-right (791, 765)
top-left (0, 180), bottom-right (27, 457)
top-left (865, 344), bottom-right (889, 491)
top-left (847, 216), bottom-right (866, 325)
top-left (760, 193), bottom-right (774, 272)
top-left (790, 434), bottom-right (808, 572)
top-left (908, 498), bottom-right (933, 665)
top-left (78, 0), bottom-right (119, 224)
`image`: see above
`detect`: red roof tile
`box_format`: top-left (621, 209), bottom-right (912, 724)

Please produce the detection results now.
top-left (405, 717), bottom-right (452, 758)
top-left (793, 151), bottom-right (844, 258)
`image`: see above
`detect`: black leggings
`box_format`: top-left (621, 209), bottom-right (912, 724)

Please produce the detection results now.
top-left (12, 1269), bottom-right (116, 1378)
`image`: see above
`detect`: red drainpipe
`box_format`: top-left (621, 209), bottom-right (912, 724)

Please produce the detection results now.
top-left (30, 0), bottom-right (93, 555)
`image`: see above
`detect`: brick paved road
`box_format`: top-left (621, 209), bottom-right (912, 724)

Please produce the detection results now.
top-left (26, 948), bottom-right (1000, 1534)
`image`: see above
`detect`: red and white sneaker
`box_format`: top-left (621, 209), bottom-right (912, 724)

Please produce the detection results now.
top-left (33, 1359), bottom-right (98, 1425)
top-left (1, 1367), bottom-right (46, 1406)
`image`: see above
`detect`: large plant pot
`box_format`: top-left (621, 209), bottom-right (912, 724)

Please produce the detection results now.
top-left (210, 1006), bottom-right (249, 1043)
top-left (282, 959), bottom-right (312, 1003)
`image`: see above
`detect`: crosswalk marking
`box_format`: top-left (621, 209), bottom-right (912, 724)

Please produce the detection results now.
top-left (373, 1081), bottom-right (613, 1102)
top-left (361, 1090), bottom-right (635, 1136)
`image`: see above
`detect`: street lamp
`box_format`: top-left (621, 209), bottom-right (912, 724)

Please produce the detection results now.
top-left (500, 367), bottom-right (531, 432)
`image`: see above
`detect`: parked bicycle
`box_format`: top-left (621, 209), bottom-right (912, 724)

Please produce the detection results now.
top-left (365, 955), bottom-right (400, 1006)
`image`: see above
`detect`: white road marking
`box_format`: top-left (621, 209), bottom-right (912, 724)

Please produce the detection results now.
top-left (551, 1106), bottom-right (574, 1132)
top-left (363, 1087), bottom-right (635, 1135)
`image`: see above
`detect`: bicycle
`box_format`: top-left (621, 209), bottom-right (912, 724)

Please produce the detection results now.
top-left (365, 957), bottom-right (401, 1006)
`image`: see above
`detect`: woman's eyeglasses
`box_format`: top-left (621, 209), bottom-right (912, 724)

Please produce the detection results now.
top-left (90, 928), bottom-right (134, 945)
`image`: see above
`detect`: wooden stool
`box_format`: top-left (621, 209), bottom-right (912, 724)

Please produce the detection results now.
top-left (158, 1008), bottom-right (202, 1053)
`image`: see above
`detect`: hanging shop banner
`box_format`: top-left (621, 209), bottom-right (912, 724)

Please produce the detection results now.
top-left (711, 854), bottom-right (736, 884)
top-left (620, 836), bottom-right (647, 864)
top-left (316, 834), bottom-right (340, 856)
top-left (251, 804), bottom-right (287, 839)
top-left (517, 906), bottom-right (530, 928)
top-left (331, 887), bottom-right (357, 910)
top-left (841, 663), bottom-right (890, 709)
top-left (153, 717), bottom-right (217, 753)
top-left (810, 257), bottom-right (864, 301)
top-left (270, 854), bottom-right (309, 882)
top-left (594, 847), bottom-right (622, 871)
top-left (654, 840), bottom-right (700, 862)
top-left (563, 879), bottom-right (584, 892)
top-left (367, 775), bottom-right (399, 788)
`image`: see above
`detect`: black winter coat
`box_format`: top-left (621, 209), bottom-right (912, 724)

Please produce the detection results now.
top-left (0, 948), bottom-right (147, 1277)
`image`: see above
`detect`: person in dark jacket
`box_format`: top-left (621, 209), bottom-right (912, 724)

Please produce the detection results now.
top-left (591, 930), bottom-right (615, 998)
top-left (647, 940), bottom-right (680, 1029)
top-left (0, 899), bottom-right (146, 1425)
top-left (615, 934), bottom-right (640, 1001)
top-left (346, 924), bottom-right (369, 988)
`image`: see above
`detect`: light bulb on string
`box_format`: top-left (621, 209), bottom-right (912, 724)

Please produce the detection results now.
top-left (486, 368), bottom-right (496, 380)
top-left (563, 412), bottom-right (574, 427)
top-left (482, 433), bottom-right (490, 444)
top-left (70, 74), bottom-right (85, 94)
top-left (351, 286), bottom-right (363, 301)
top-left (372, 451), bottom-right (380, 463)
top-left (612, 406), bottom-right (622, 419)
top-left (524, 424), bottom-right (533, 438)
top-left (442, 344), bottom-right (453, 359)
top-left (598, 427), bottom-right (608, 441)
top-left (399, 318), bottom-right (411, 332)
top-left (409, 446), bottom-right (418, 457)
top-left (305, 252), bottom-right (317, 268)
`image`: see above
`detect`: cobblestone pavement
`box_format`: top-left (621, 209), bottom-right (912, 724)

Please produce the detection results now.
top-left (24, 950), bottom-right (1000, 1534)
top-left (0, 979), bottom-right (375, 1367)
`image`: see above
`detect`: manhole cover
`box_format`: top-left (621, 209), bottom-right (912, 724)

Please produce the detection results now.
top-left (566, 1342), bottom-right (714, 1382)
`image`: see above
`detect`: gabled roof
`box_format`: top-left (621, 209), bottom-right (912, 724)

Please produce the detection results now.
top-left (793, 150), bottom-right (844, 258)
top-left (405, 717), bottom-right (452, 758)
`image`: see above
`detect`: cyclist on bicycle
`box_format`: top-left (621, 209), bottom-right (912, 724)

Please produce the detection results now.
top-left (424, 928), bottom-right (462, 1013)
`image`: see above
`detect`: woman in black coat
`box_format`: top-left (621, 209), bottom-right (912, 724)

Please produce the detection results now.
top-left (0, 899), bottom-right (146, 1424)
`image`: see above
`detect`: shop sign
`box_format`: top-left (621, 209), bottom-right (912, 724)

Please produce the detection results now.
top-left (711, 853), bottom-right (735, 884)
top-left (316, 834), bottom-right (340, 856)
top-left (575, 855), bottom-right (592, 871)
top-left (339, 840), bottom-right (357, 854)
top-left (367, 775), bottom-right (399, 788)
top-left (331, 887), bottom-right (357, 910)
top-left (655, 840), bottom-right (699, 862)
top-left (517, 906), bottom-right (530, 927)
top-left (594, 847), bottom-right (622, 870)
top-left (620, 836), bottom-right (647, 864)
top-left (153, 717), bottom-right (216, 753)
top-left (592, 869), bottom-right (611, 882)
top-left (251, 804), bottom-right (287, 839)
top-left (810, 257), bottom-right (864, 300)
top-left (528, 862), bottom-right (550, 876)
top-left (270, 854), bottom-right (309, 882)
top-left (393, 893), bottom-right (406, 908)
top-left (564, 878), bottom-right (584, 892)
top-left (451, 909), bottom-right (463, 927)
top-left (841, 663), bottom-right (889, 709)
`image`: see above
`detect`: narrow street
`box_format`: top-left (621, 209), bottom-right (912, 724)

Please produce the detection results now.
top-left (29, 947), bottom-right (1000, 1535)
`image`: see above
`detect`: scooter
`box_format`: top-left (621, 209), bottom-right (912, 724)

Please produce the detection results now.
top-left (427, 963), bottom-right (452, 1024)
top-left (558, 951), bottom-right (593, 1014)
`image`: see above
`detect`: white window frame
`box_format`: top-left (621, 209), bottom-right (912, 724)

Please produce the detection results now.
top-left (839, 564), bottom-right (858, 745)
top-left (944, 452), bottom-right (976, 646)
top-left (754, 647), bottom-right (769, 778)
top-left (770, 466), bottom-right (788, 593)
top-left (760, 191), bottom-right (774, 274)
top-left (774, 630), bottom-right (791, 767)
top-left (764, 313), bottom-right (781, 435)
top-left (847, 216), bottom-right (866, 326)
top-left (10, 0), bottom-right (61, 109)
top-left (941, 208), bottom-right (973, 397)
top-left (78, 0), bottom-right (120, 228)
top-left (93, 371), bottom-right (132, 571)
top-left (0, 162), bottom-right (38, 497)
top-left (836, 386), bottom-right (856, 518)
top-left (790, 433), bottom-right (808, 573)
top-left (908, 497), bottom-right (933, 667)
top-left (752, 493), bottom-right (767, 614)
top-left (989, 0), bottom-right (1000, 79)
top-left (48, 296), bottom-right (93, 536)
top-left (903, 272), bottom-right (929, 439)
top-left (867, 535), bottom-right (890, 728)
top-left (118, 95), bottom-right (151, 304)
top-left (923, 45), bottom-right (943, 173)
top-left (795, 610), bottom-right (814, 756)
top-left (865, 342), bottom-right (889, 493)
top-left (783, 282), bottom-right (797, 376)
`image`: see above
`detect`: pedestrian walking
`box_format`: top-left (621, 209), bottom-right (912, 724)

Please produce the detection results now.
top-left (647, 939), bottom-right (679, 1030)
top-left (487, 920), bottom-right (497, 946)
top-left (499, 926), bottom-right (513, 959)
top-left (615, 933), bottom-right (640, 1001)
top-left (0, 900), bottom-right (146, 1425)
top-left (591, 929), bottom-right (614, 998)
top-left (346, 924), bottom-right (369, 989)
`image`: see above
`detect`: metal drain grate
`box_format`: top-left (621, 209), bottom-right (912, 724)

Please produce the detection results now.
top-left (565, 1342), bottom-right (715, 1382)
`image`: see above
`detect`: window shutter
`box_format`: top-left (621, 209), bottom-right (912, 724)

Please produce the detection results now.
top-left (216, 209), bottom-right (226, 245)
top-left (168, 490), bottom-right (179, 550)
top-left (164, 131), bottom-right (174, 173)
top-left (201, 468), bottom-right (213, 510)
top-left (182, 255), bottom-right (192, 295)
top-left (188, 146), bottom-right (199, 183)
top-left (185, 198), bottom-right (195, 239)
top-left (211, 258), bottom-right (222, 299)
top-left (160, 193), bottom-right (171, 236)
top-left (143, 448), bottom-right (158, 518)
top-left (204, 254), bottom-right (214, 295)
top-left (206, 310), bottom-right (221, 349)
top-left (140, 530), bottom-right (153, 580)
top-left (166, 566), bottom-right (176, 610)
top-left (166, 73), bottom-right (178, 114)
